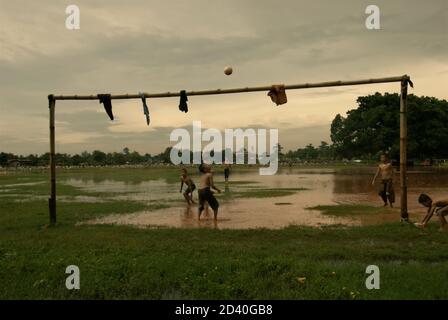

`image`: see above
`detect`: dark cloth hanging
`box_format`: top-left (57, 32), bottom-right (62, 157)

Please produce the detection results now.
top-left (139, 92), bottom-right (150, 126)
top-left (267, 84), bottom-right (288, 106)
top-left (97, 94), bottom-right (114, 120)
top-left (179, 90), bottom-right (188, 113)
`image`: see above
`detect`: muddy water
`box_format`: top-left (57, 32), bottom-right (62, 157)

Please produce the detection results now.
top-left (79, 167), bottom-right (448, 229)
top-left (64, 178), bottom-right (179, 202)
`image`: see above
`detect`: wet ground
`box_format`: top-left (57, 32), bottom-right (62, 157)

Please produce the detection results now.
top-left (69, 167), bottom-right (448, 229)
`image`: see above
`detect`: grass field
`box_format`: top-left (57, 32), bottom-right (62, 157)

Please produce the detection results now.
top-left (1, 167), bottom-right (448, 299)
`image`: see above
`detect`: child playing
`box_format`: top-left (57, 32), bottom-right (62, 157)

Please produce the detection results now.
top-left (372, 154), bottom-right (395, 207)
top-left (198, 164), bottom-right (221, 220)
top-left (180, 168), bottom-right (196, 205)
top-left (224, 164), bottom-right (231, 183)
top-left (415, 193), bottom-right (448, 231)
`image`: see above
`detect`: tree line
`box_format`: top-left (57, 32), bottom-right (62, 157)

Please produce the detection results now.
top-left (2, 93), bottom-right (447, 167)
top-left (330, 93), bottom-right (448, 161)
top-left (0, 144), bottom-right (334, 167)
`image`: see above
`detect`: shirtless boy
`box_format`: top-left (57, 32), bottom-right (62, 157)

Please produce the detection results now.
top-left (180, 168), bottom-right (196, 205)
top-left (372, 154), bottom-right (395, 207)
top-left (198, 164), bottom-right (221, 220)
top-left (415, 193), bottom-right (448, 231)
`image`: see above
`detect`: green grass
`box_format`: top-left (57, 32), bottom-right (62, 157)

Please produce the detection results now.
top-left (1, 168), bottom-right (448, 299)
top-left (308, 205), bottom-right (395, 217)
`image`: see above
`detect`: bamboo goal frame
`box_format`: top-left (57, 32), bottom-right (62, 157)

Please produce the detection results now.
top-left (47, 74), bottom-right (412, 226)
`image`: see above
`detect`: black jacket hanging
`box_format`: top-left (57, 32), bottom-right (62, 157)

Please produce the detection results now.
top-left (98, 94), bottom-right (114, 120)
top-left (179, 90), bottom-right (188, 113)
top-left (139, 92), bottom-right (150, 126)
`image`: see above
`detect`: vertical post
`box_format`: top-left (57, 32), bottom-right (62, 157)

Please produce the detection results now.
top-left (399, 77), bottom-right (409, 221)
top-left (48, 95), bottom-right (57, 226)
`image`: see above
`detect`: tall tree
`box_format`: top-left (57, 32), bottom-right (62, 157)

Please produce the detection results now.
top-left (330, 93), bottom-right (448, 160)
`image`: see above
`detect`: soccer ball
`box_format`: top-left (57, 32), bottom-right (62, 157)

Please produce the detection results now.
top-left (224, 66), bottom-right (233, 75)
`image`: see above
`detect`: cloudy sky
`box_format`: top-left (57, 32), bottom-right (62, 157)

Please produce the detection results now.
top-left (0, 0), bottom-right (447, 155)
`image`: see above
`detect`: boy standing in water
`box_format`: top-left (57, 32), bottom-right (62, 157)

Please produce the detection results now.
top-left (415, 194), bottom-right (448, 231)
top-left (180, 168), bottom-right (196, 205)
top-left (198, 164), bottom-right (221, 220)
top-left (372, 154), bottom-right (395, 207)
top-left (224, 164), bottom-right (231, 183)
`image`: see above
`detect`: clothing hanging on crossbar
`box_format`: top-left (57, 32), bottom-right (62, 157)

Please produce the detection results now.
top-left (267, 84), bottom-right (288, 106)
top-left (139, 92), bottom-right (150, 125)
top-left (179, 90), bottom-right (188, 113)
top-left (98, 94), bottom-right (114, 120)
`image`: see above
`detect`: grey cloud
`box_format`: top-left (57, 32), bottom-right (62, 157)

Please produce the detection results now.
top-left (57, 110), bottom-right (114, 133)
top-left (0, 0), bottom-right (447, 155)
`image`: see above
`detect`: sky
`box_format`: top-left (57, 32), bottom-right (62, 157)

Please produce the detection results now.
top-left (0, 0), bottom-right (447, 155)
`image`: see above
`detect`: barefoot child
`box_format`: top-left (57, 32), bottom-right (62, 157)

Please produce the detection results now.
top-left (198, 164), bottom-right (221, 220)
top-left (180, 168), bottom-right (196, 205)
top-left (372, 154), bottom-right (395, 207)
top-left (415, 193), bottom-right (448, 231)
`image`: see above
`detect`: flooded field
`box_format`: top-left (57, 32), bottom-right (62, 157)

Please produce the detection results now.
top-left (2, 166), bottom-right (447, 229)
top-left (64, 167), bottom-right (448, 229)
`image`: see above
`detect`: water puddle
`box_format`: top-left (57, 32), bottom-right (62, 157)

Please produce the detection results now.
top-left (82, 194), bottom-right (358, 229)
top-left (1, 181), bottom-right (45, 188)
top-left (80, 167), bottom-right (448, 229)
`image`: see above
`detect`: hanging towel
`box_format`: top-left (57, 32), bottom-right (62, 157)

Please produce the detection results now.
top-left (179, 90), bottom-right (188, 113)
top-left (98, 94), bottom-right (114, 120)
top-left (267, 84), bottom-right (287, 106)
top-left (139, 92), bottom-right (150, 126)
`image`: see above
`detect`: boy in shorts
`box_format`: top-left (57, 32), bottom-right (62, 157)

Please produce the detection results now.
top-left (415, 193), bottom-right (448, 231)
top-left (372, 154), bottom-right (395, 207)
top-left (198, 164), bottom-right (221, 220)
top-left (180, 168), bottom-right (196, 205)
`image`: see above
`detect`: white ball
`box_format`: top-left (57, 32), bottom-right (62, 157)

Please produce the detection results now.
top-left (224, 66), bottom-right (233, 75)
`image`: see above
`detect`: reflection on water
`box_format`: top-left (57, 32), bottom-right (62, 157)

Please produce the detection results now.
top-left (80, 167), bottom-right (448, 229)
top-left (64, 178), bottom-right (179, 202)
top-left (331, 169), bottom-right (448, 213)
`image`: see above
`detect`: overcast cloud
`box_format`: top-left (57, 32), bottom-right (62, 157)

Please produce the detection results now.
top-left (0, 0), bottom-right (447, 155)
